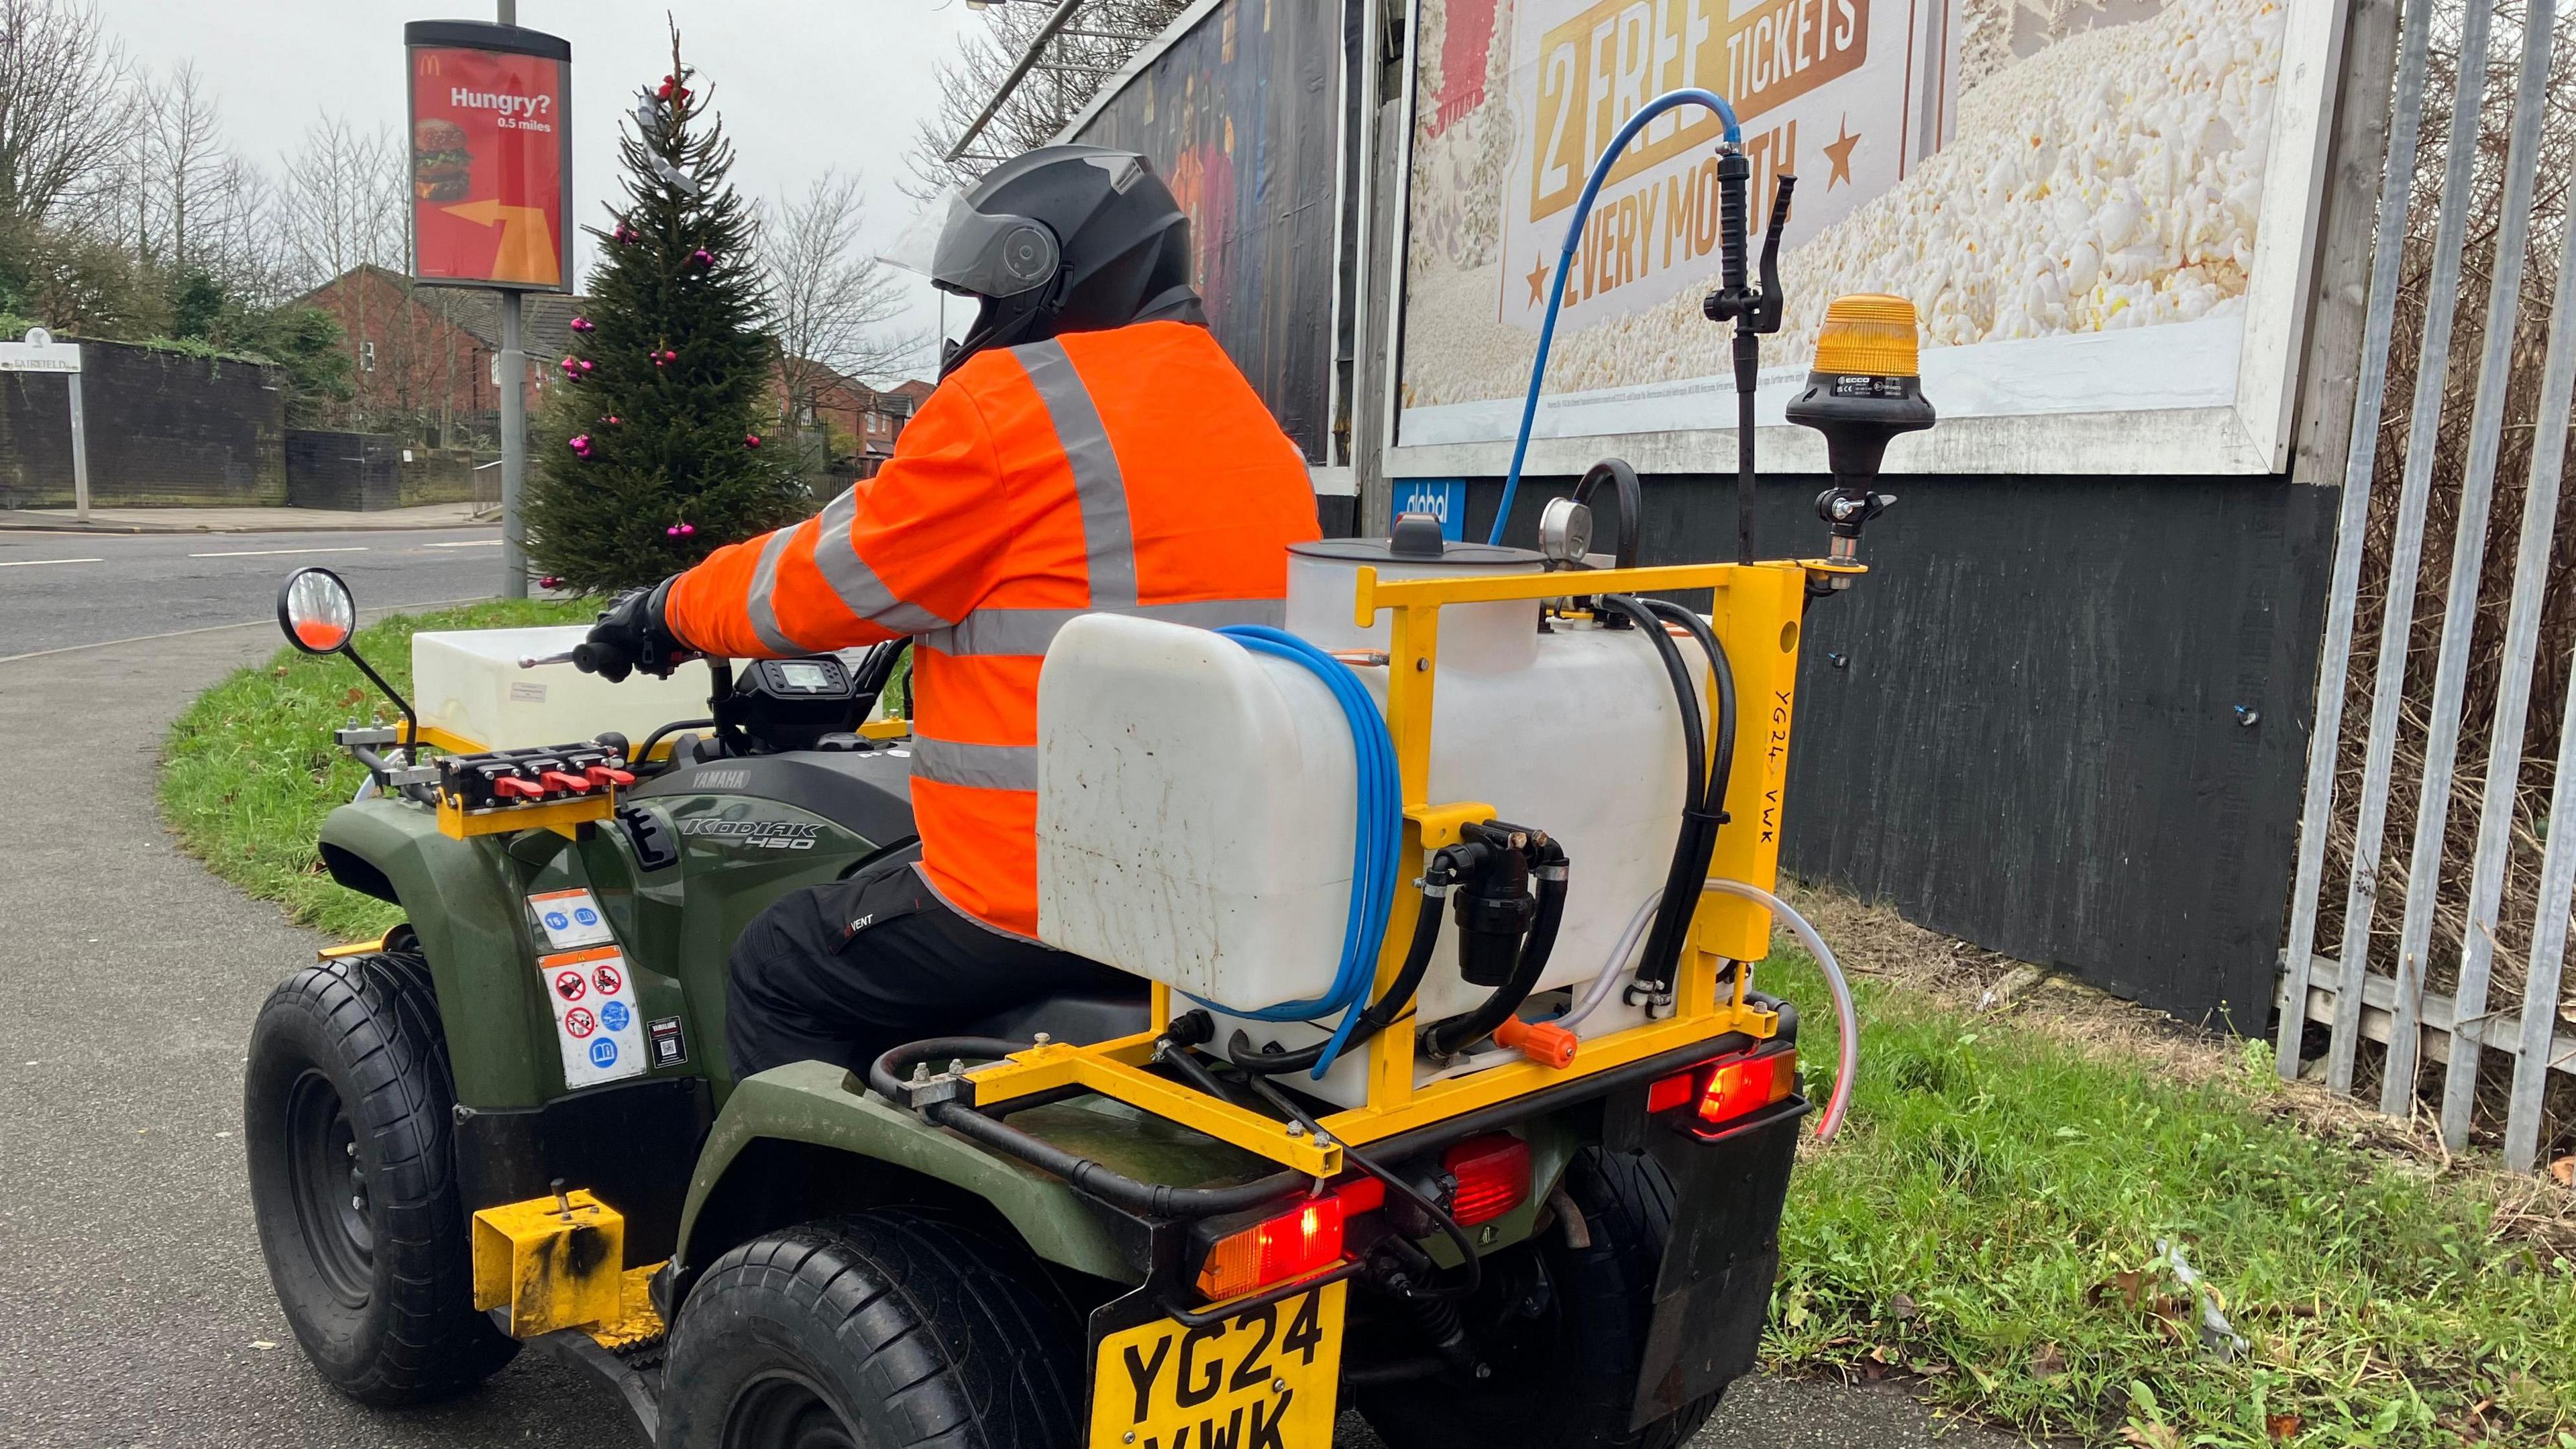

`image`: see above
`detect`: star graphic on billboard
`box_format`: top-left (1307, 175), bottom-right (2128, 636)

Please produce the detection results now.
top-left (1824, 117), bottom-right (1862, 189)
top-left (1527, 255), bottom-right (1550, 306)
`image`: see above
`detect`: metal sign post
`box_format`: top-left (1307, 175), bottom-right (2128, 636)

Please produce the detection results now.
top-left (0, 327), bottom-right (89, 521)
top-left (403, 1), bottom-right (569, 600)
top-left (496, 0), bottom-right (527, 599)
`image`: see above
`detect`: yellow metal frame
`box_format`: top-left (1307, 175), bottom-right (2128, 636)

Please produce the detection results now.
top-left (436, 789), bottom-right (616, 841)
top-left (967, 557), bottom-right (1847, 1173)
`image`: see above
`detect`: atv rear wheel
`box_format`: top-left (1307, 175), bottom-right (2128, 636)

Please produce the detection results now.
top-left (661, 1210), bottom-right (1083, 1449)
top-left (1354, 1147), bottom-right (1725, 1449)
top-left (245, 950), bottom-right (515, 1404)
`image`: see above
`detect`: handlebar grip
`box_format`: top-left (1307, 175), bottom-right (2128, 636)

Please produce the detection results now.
top-left (1717, 151), bottom-right (1752, 296)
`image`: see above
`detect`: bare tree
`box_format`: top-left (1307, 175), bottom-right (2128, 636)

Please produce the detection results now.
top-left (907, 0), bottom-right (1189, 195)
top-left (0, 0), bottom-right (129, 232)
top-left (275, 115), bottom-right (406, 290)
top-left (763, 170), bottom-right (923, 443)
top-left (151, 62), bottom-right (226, 272)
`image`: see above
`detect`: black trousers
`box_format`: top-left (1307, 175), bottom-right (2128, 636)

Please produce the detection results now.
top-left (724, 857), bottom-right (1127, 1079)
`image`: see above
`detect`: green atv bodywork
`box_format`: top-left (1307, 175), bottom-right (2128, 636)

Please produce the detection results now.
top-left (317, 784), bottom-right (1579, 1294)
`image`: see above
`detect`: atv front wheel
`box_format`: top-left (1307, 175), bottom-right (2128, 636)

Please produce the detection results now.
top-left (244, 950), bottom-right (515, 1403)
top-left (1354, 1146), bottom-right (1725, 1449)
top-left (661, 1210), bottom-right (1083, 1449)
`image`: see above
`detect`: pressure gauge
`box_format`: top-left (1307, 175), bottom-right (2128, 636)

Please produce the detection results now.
top-left (1538, 497), bottom-right (1595, 566)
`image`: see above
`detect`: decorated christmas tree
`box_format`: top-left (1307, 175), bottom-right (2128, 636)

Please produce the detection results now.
top-left (525, 32), bottom-right (808, 594)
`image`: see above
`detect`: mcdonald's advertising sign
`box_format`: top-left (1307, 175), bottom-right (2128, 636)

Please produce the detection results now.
top-left (404, 20), bottom-right (572, 291)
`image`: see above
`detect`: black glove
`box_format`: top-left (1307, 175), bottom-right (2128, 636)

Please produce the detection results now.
top-left (573, 577), bottom-right (692, 682)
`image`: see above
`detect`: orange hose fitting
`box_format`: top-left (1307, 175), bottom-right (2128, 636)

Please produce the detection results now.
top-left (1495, 1016), bottom-right (1578, 1069)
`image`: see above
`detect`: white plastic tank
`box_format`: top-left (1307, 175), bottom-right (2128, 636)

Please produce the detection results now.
top-left (413, 625), bottom-right (718, 751)
top-left (1034, 536), bottom-right (1705, 1106)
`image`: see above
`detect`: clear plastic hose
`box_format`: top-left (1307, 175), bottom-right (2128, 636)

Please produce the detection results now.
top-left (1702, 879), bottom-right (1858, 1142)
top-left (1558, 879), bottom-right (1858, 1142)
top-left (1559, 890), bottom-right (1661, 1030)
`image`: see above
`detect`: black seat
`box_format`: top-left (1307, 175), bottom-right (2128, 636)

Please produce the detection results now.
top-left (962, 985), bottom-right (1151, 1046)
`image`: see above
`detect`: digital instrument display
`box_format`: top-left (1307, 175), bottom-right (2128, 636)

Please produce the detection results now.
top-left (777, 661), bottom-right (833, 692)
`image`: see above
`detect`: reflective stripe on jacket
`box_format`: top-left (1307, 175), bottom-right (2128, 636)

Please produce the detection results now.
top-left (663, 320), bottom-right (1322, 936)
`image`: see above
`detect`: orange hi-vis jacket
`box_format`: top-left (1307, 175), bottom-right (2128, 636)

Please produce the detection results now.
top-left (664, 320), bottom-right (1322, 937)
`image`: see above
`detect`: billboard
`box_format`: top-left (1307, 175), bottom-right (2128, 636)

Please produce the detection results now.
top-left (404, 21), bottom-right (572, 292)
top-left (1389, 0), bottom-right (2341, 477)
top-left (1067, 0), bottom-right (1344, 463)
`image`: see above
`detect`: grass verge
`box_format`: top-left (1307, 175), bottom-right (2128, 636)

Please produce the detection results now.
top-left (158, 598), bottom-right (593, 940)
top-left (1758, 926), bottom-right (2576, 1447)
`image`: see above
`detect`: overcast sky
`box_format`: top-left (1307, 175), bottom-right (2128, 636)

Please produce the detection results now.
top-left (89, 0), bottom-right (985, 366)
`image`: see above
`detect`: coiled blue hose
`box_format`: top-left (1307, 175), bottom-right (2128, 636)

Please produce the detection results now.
top-left (1201, 625), bottom-right (1403, 1077)
top-left (1489, 88), bottom-right (1743, 546)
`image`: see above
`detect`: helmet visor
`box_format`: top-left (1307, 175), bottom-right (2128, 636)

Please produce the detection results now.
top-left (880, 186), bottom-right (1061, 299)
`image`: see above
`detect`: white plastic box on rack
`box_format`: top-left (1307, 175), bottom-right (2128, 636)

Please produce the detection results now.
top-left (411, 625), bottom-right (717, 751)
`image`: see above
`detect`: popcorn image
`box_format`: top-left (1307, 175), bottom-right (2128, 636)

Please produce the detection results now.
top-left (1399, 0), bottom-right (2286, 409)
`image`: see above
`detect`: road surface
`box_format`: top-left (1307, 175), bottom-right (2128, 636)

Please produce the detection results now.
top-left (0, 539), bottom-right (2012, 1447)
top-left (0, 525), bottom-right (509, 659)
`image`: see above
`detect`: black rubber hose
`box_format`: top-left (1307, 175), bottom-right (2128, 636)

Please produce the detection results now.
top-left (867, 1037), bottom-right (1309, 1218)
top-left (1231, 881), bottom-right (1450, 1076)
top-left (1571, 460), bottom-right (1642, 570)
top-left (633, 717), bottom-right (718, 767)
top-left (1640, 598), bottom-right (1740, 994)
top-left (1601, 594), bottom-right (1709, 994)
top-left (1420, 839), bottom-right (1569, 1057)
top-left (1226, 1064), bottom-right (1485, 1301)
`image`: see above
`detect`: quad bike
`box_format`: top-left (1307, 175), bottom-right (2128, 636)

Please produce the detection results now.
top-left (243, 105), bottom-right (1923, 1449)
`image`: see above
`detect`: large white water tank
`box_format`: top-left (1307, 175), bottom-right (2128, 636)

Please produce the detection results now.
top-left (1034, 538), bottom-right (1705, 1106)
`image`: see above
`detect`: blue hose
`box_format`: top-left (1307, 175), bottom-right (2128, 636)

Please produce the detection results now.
top-left (1199, 625), bottom-right (1403, 1078)
top-left (1489, 89), bottom-right (1742, 547)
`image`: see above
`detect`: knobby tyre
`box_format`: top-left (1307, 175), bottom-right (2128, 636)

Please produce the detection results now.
top-left (244, 949), bottom-right (516, 1403)
top-left (662, 1208), bottom-right (1085, 1449)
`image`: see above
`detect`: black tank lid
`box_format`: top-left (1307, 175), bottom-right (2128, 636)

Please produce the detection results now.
top-left (1291, 522), bottom-right (1543, 569)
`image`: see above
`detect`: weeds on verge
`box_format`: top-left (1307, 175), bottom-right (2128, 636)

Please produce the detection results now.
top-left (1759, 937), bottom-right (2575, 1446)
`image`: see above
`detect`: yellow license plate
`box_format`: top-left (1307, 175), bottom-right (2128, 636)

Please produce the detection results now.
top-left (1087, 1281), bottom-right (1347, 1449)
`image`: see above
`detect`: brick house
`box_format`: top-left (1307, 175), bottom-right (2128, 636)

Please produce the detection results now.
top-left (773, 361), bottom-right (932, 477)
top-left (293, 265), bottom-right (587, 447)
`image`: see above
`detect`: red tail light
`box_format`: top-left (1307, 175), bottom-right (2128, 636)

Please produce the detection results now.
top-left (1197, 1195), bottom-right (1345, 1300)
top-left (1194, 1176), bottom-right (1383, 1301)
top-left (1698, 1049), bottom-right (1798, 1124)
top-left (1648, 1049), bottom-right (1799, 1126)
top-left (1442, 1134), bottom-right (1531, 1226)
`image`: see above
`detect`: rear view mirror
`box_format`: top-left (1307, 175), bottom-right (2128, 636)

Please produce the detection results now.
top-left (278, 568), bottom-right (356, 655)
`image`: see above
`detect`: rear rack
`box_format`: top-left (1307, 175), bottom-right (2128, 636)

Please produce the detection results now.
top-left (912, 559), bottom-right (1833, 1177)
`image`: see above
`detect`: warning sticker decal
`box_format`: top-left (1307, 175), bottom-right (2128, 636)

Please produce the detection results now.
top-left (529, 888), bottom-right (615, 950)
top-left (538, 945), bottom-right (645, 1088)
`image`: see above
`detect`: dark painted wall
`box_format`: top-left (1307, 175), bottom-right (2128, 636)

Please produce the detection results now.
top-left (285, 431), bottom-right (402, 511)
top-left (1454, 472), bottom-right (2337, 1025)
top-left (0, 339), bottom-right (286, 508)
top-left (1073, 0), bottom-right (1340, 461)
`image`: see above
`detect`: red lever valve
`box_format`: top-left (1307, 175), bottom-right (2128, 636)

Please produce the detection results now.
top-left (585, 763), bottom-right (636, 788)
top-left (492, 775), bottom-right (545, 800)
top-left (538, 771), bottom-right (592, 794)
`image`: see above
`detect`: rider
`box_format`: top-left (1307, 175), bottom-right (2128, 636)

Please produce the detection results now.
top-left (572, 146), bottom-right (1322, 1078)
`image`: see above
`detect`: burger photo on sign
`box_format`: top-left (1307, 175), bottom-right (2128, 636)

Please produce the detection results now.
top-left (413, 118), bottom-right (473, 203)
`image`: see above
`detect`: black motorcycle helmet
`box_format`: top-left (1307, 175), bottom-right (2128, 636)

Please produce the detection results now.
top-left (889, 145), bottom-right (1204, 376)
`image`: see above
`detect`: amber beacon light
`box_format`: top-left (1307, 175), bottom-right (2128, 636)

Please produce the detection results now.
top-left (1786, 294), bottom-right (1935, 583)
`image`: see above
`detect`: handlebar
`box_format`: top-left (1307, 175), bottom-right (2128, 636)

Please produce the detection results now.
top-left (519, 650), bottom-right (578, 668)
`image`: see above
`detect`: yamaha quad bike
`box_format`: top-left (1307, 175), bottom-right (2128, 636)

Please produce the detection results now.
top-left (243, 519), bottom-right (1880, 1449)
top-left (244, 115), bottom-right (1918, 1449)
